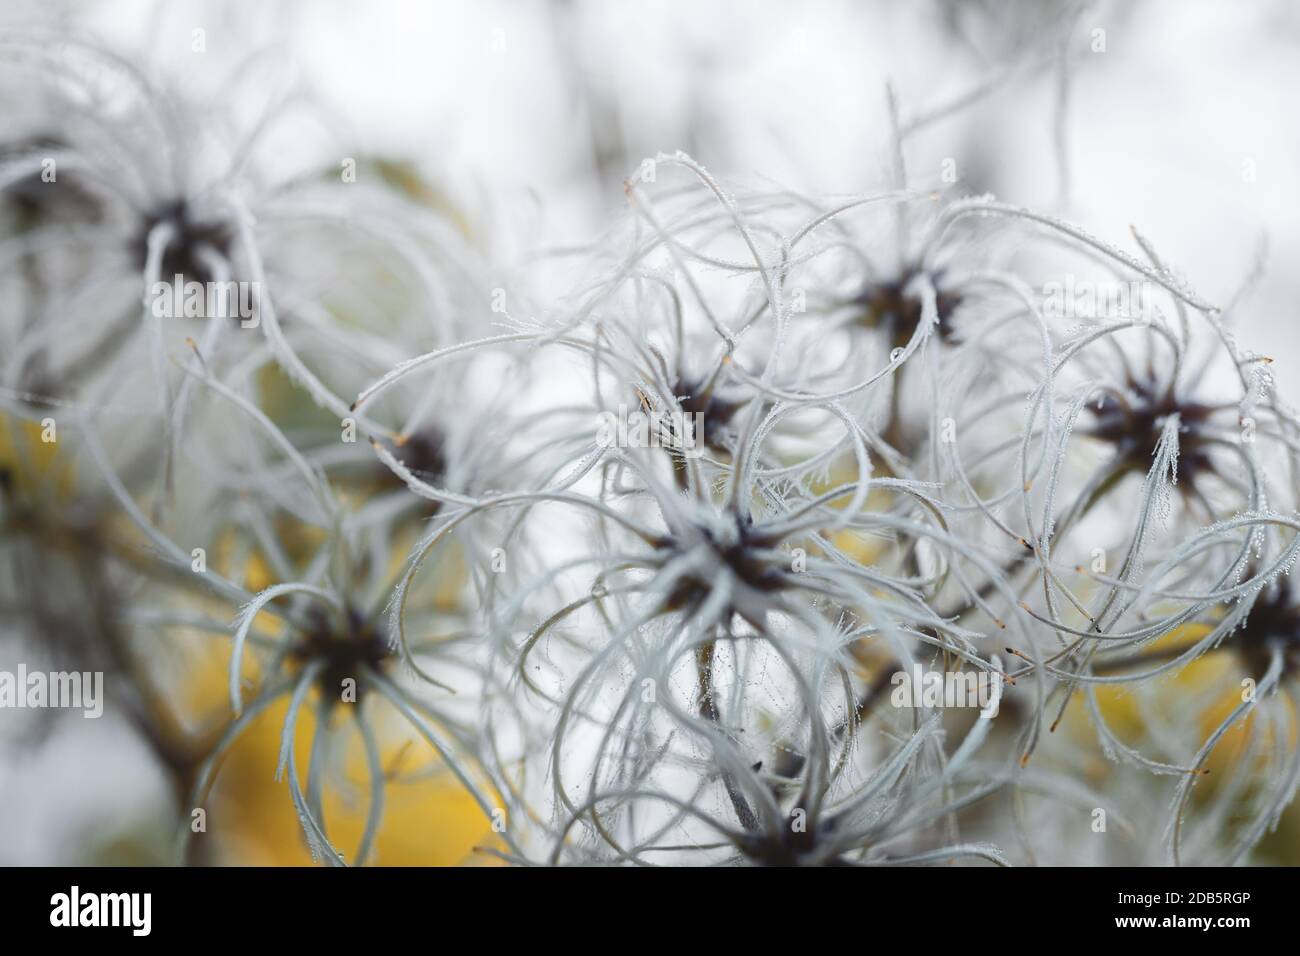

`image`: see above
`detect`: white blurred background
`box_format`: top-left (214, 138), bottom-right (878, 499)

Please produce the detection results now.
top-left (12, 0), bottom-right (1298, 347)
